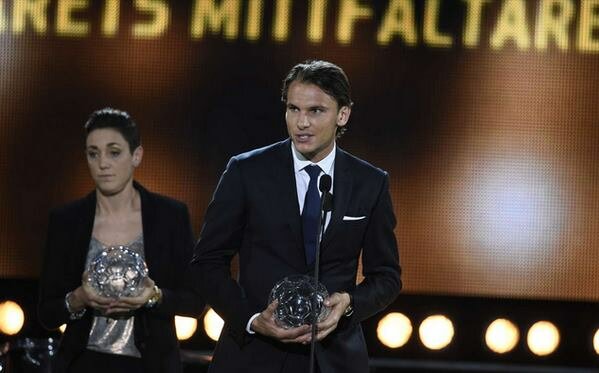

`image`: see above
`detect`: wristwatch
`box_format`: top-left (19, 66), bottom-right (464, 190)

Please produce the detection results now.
top-left (343, 292), bottom-right (354, 317)
top-left (144, 285), bottom-right (162, 308)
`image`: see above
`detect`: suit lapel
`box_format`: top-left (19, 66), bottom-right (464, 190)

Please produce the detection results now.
top-left (273, 139), bottom-right (306, 268)
top-left (136, 182), bottom-right (158, 274)
top-left (322, 147), bottom-right (352, 249)
top-left (74, 191), bottom-right (96, 275)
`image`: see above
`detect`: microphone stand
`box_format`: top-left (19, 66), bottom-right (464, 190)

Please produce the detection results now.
top-left (308, 178), bottom-right (332, 373)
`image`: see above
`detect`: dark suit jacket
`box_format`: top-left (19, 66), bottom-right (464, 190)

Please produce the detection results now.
top-left (38, 182), bottom-right (204, 373)
top-left (192, 139), bottom-right (401, 373)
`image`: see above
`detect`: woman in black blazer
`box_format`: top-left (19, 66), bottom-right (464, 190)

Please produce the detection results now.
top-left (38, 108), bottom-right (204, 373)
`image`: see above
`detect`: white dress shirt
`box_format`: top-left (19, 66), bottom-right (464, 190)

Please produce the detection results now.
top-left (292, 142), bottom-right (335, 225)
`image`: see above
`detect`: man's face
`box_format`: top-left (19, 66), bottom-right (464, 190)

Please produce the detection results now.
top-left (85, 128), bottom-right (142, 196)
top-left (285, 81), bottom-right (350, 163)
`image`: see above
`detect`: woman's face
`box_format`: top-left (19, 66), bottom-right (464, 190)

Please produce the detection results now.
top-left (85, 128), bottom-right (142, 195)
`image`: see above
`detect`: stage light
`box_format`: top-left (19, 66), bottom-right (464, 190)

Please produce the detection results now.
top-left (462, 156), bottom-right (564, 264)
top-left (377, 312), bottom-right (412, 348)
top-left (593, 328), bottom-right (599, 355)
top-left (419, 315), bottom-right (454, 350)
top-left (59, 324), bottom-right (66, 333)
top-left (174, 316), bottom-right (198, 341)
top-left (0, 300), bottom-right (25, 335)
top-left (527, 321), bottom-right (559, 356)
top-left (203, 308), bottom-right (224, 342)
top-left (485, 318), bottom-right (519, 354)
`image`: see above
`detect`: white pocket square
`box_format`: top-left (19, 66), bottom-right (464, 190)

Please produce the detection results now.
top-left (343, 215), bottom-right (366, 221)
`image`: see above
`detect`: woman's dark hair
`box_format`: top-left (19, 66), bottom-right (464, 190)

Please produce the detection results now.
top-left (84, 108), bottom-right (140, 153)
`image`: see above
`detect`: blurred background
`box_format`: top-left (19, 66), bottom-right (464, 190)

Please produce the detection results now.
top-left (0, 0), bottom-right (598, 371)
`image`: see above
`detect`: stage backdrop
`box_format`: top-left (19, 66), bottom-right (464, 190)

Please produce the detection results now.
top-left (0, 0), bottom-right (597, 302)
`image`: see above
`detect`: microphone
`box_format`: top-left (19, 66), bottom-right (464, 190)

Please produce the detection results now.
top-left (319, 174), bottom-right (333, 212)
top-left (319, 174), bottom-right (331, 192)
top-left (309, 174), bottom-right (333, 373)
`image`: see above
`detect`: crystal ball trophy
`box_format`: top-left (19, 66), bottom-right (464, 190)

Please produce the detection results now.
top-left (87, 246), bottom-right (148, 298)
top-left (268, 275), bottom-right (330, 329)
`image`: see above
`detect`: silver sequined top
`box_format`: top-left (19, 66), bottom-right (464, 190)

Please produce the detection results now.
top-left (85, 235), bottom-right (144, 358)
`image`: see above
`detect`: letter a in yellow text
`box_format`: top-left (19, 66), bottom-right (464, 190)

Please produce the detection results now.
top-left (13, 0), bottom-right (48, 34)
top-left (191, 0), bottom-right (240, 40)
top-left (377, 0), bottom-right (417, 46)
top-left (577, 0), bottom-right (599, 52)
top-left (535, 0), bottom-right (574, 50)
top-left (337, 0), bottom-right (373, 44)
top-left (490, 0), bottom-right (531, 50)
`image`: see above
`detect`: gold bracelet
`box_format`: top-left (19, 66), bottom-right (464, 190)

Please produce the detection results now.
top-left (144, 285), bottom-right (161, 308)
top-left (343, 293), bottom-right (354, 317)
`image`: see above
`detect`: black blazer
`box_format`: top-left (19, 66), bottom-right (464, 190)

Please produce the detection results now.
top-left (192, 139), bottom-right (401, 373)
top-left (38, 182), bottom-right (204, 373)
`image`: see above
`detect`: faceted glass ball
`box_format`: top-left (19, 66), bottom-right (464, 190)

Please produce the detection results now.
top-left (87, 246), bottom-right (148, 298)
top-left (268, 275), bottom-right (330, 329)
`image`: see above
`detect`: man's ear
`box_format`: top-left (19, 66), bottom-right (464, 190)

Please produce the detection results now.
top-left (337, 106), bottom-right (351, 127)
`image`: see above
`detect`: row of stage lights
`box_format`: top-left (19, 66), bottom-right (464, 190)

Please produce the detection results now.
top-left (377, 312), bottom-right (579, 357)
top-left (2, 300), bottom-right (599, 358)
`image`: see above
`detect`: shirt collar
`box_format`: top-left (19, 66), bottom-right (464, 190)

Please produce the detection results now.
top-left (291, 142), bottom-right (336, 176)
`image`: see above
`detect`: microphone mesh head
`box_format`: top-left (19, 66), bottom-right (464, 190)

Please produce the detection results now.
top-left (319, 174), bottom-right (332, 192)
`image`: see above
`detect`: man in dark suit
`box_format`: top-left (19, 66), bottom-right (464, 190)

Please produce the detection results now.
top-left (192, 60), bottom-right (401, 372)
